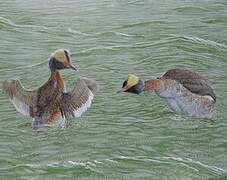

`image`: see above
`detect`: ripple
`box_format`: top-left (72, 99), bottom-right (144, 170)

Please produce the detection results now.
top-left (162, 156), bottom-right (227, 175)
top-left (173, 6), bottom-right (208, 13)
top-left (68, 27), bottom-right (90, 36)
top-left (178, 36), bottom-right (227, 49)
top-left (0, 160), bottom-right (102, 177)
top-left (0, 17), bottom-right (48, 31)
top-left (68, 27), bottom-right (145, 38)
top-left (0, 60), bottom-right (47, 73)
top-left (118, 21), bottom-right (166, 29)
top-left (203, 17), bottom-right (227, 25)
top-left (113, 155), bottom-right (226, 176)
top-left (0, 0), bottom-right (227, 179)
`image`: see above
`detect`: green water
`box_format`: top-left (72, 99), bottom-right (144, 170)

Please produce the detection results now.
top-left (0, 0), bottom-right (227, 179)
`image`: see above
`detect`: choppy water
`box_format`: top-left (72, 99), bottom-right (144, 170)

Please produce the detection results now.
top-left (0, 0), bottom-right (227, 179)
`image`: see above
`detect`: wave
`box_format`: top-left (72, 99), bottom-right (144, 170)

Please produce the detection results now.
top-left (68, 27), bottom-right (145, 38)
top-left (113, 155), bottom-right (226, 175)
top-left (118, 21), bottom-right (166, 29)
top-left (173, 6), bottom-right (208, 13)
top-left (0, 159), bottom-right (104, 175)
top-left (68, 27), bottom-right (90, 36)
top-left (176, 35), bottom-right (227, 49)
top-left (162, 156), bottom-right (226, 174)
top-left (0, 17), bottom-right (48, 31)
top-left (0, 60), bottom-right (47, 73)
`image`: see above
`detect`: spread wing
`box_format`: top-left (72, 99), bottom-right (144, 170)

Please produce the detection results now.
top-left (2, 80), bottom-right (37, 116)
top-left (161, 69), bottom-right (216, 101)
top-left (59, 78), bottom-right (97, 118)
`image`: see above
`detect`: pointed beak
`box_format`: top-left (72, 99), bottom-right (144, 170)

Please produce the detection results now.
top-left (115, 87), bottom-right (127, 94)
top-left (116, 89), bottom-right (123, 94)
top-left (69, 64), bottom-right (78, 71)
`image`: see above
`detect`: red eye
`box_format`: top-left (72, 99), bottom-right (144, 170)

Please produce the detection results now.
top-left (62, 60), bottom-right (70, 67)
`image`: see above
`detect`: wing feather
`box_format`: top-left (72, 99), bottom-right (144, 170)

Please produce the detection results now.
top-left (60, 78), bottom-right (97, 118)
top-left (2, 80), bottom-right (37, 116)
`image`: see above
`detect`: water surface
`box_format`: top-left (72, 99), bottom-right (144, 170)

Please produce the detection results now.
top-left (0, 0), bottom-right (227, 179)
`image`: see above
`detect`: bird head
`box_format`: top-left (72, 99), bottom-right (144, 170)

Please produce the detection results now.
top-left (117, 74), bottom-right (144, 94)
top-left (49, 49), bottom-right (77, 72)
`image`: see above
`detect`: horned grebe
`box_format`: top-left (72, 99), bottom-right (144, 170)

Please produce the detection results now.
top-left (2, 49), bottom-right (97, 128)
top-left (118, 69), bottom-right (215, 118)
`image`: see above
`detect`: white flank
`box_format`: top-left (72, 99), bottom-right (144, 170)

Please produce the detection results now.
top-left (73, 90), bottom-right (94, 118)
top-left (10, 97), bottom-right (30, 116)
top-left (203, 95), bottom-right (215, 102)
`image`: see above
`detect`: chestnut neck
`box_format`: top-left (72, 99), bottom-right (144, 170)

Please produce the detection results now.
top-left (49, 70), bottom-right (65, 91)
top-left (144, 79), bottom-right (161, 91)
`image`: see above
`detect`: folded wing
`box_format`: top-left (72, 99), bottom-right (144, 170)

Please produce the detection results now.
top-left (59, 78), bottom-right (97, 118)
top-left (162, 69), bottom-right (216, 101)
top-left (2, 80), bottom-right (37, 116)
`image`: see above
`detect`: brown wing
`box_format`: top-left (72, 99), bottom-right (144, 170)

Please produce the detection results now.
top-left (161, 69), bottom-right (216, 101)
top-left (59, 78), bottom-right (97, 118)
top-left (2, 79), bottom-right (37, 116)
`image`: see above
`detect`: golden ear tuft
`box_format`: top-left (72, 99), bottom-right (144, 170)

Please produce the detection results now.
top-left (127, 74), bottom-right (139, 87)
top-left (51, 49), bottom-right (66, 63)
